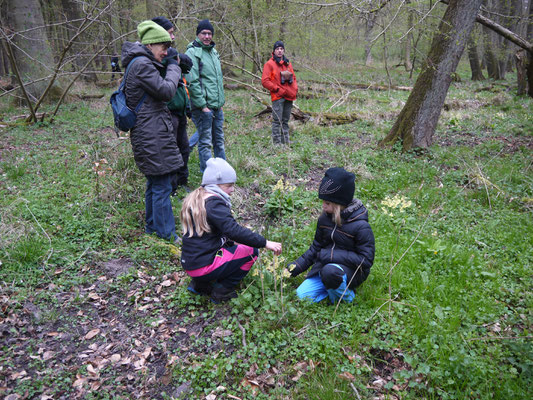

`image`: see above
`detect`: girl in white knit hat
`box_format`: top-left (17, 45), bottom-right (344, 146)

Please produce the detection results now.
top-left (180, 158), bottom-right (282, 303)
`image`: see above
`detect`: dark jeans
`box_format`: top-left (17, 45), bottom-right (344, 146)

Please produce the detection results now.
top-left (191, 107), bottom-right (226, 172)
top-left (145, 173), bottom-right (176, 240)
top-left (271, 98), bottom-right (292, 144)
top-left (170, 112), bottom-right (190, 189)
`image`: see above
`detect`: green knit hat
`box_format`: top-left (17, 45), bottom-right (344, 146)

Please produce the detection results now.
top-left (137, 20), bottom-right (171, 45)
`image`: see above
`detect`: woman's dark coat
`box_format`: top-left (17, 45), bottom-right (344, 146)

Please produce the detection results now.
top-left (292, 199), bottom-right (375, 289)
top-left (121, 41), bottom-right (183, 176)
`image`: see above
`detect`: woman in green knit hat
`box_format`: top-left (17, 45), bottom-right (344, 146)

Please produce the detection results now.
top-left (121, 21), bottom-right (183, 242)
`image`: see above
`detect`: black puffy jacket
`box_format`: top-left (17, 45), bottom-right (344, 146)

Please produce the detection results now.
top-left (292, 199), bottom-right (375, 289)
top-left (121, 41), bottom-right (183, 176)
top-left (181, 195), bottom-right (267, 271)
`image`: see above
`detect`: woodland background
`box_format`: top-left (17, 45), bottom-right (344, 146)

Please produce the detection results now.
top-left (0, 1), bottom-right (532, 400)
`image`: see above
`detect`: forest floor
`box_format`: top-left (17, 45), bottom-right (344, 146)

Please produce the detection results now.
top-left (1, 68), bottom-right (532, 399)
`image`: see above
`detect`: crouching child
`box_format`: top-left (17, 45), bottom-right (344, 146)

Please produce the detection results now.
top-left (180, 158), bottom-right (282, 303)
top-left (287, 167), bottom-right (375, 303)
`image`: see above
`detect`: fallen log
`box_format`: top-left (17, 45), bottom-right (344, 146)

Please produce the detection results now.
top-left (251, 94), bottom-right (357, 125)
top-left (224, 83), bottom-right (250, 90)
top-left (95, 80), bottom-right (119, 88)
top-left (302, 78), bottom-right (412, 91)
top-left (78, 93), bottom-right (105, 100)
top-left (9, 112), bottom-right (47, 122)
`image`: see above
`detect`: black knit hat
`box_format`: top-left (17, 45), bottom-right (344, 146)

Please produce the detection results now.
top-left (273, 41), bottom-right (285, 51)
top-left (318, 167), bottom-right (355, 206)
top-left (196, 19), bottom-right (214, 35)
top-left (152, 16), bottom-right (173, 31)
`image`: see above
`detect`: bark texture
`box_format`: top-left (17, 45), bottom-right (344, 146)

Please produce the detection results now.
top-left (467, 35), bottom-right (485, 80)
top-left (380, 0), bottom-right (482, 150)
top-left (7, 0), bottom-right (56, 100)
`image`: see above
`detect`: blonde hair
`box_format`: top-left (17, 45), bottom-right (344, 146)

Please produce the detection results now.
top-left (180, 187), bottom-right (211, 237)
top-left (329, 202), bottom-right (346, 226)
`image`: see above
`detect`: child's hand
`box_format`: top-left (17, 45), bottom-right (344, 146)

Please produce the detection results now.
top-left (266, 240), bottom-right (282, 255)
top-left (287, 262), bottom-right (299, 277)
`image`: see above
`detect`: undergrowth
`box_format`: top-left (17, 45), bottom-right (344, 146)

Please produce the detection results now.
top-left (0, 70), bottom-right (531, 400)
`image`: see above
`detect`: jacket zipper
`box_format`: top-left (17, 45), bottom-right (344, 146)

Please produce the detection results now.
top-left (330, 224), bottom-right (337, 260)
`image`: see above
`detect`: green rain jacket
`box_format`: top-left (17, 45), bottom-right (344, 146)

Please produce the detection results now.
top-left (184, 38), bottom-right (225, 110)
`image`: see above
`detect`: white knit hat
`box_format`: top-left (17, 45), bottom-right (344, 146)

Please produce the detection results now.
top-left (201, 158), bottom-right (236, 185)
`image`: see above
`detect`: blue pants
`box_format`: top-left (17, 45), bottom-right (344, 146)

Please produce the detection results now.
top-left (145, 173), bottom-right (176, 241)
top-left (191, 108), bottom-right (226, 172)
top-left (296, 264), bottom-right (355, 303)
top-left (189, 131), bottom-right (199, 148)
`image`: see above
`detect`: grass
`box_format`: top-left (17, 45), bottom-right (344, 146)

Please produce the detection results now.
top-left (0, 68), bottom-right (532, 399)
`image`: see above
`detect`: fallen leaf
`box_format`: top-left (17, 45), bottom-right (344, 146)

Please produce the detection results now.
top-left (371, 377), bottom-right (386, 388)
top-left (205, 394), bottom-right (216, 400)
top-left (110, 354), bottom-right (121, 363)
top-left (87, 364), bottom-right (98, 376)
top-left (90, 380), bottom-right (101, 390)
top-left (88, 292), bottom-right (101, 301)
top-left (142, 347), bottom-right (152, 359)
top-left (42, 351), bottom-right (55, 361)
top-left (5, 394), bottom-right (21, 400)
top-left (291, 370), bottom-right (304, 381)
top-left (73, 374), bottom-right (86, 388)
top-left (240, 378), bottom-right (259, 394)
top-left (160, 279), bottom-right (173, 287)
top-left (85, 329), bottom-right (100, 340)
top-left (338, 371), bottom-right (355, 381)
top-left (150, 318), bottom-right (165, 327)
top-left (10, 370), bottom-right (27, 380)
top-left (211, 327), bottom-right (233, 338)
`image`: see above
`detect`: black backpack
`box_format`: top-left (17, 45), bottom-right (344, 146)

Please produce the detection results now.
top-left (110, 57), bottom-right (147, 132)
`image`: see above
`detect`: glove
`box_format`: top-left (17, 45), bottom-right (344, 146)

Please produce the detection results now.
top-left (287, 262), bottom-right (299, 277)
top-left (162, 47), bottom-right (179, 66)
top-left (178, 53), bottom-right (193, 74)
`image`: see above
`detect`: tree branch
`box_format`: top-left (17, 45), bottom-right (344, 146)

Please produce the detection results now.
top-left (440, 0), bottom-right (532, 53)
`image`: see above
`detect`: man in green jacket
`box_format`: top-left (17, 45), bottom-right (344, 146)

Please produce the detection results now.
top-left (185, 19), bottom-right (226, 173)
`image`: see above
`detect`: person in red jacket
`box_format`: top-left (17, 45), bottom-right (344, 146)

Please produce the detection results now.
top-left (261, 41), bottom-right (298, 145)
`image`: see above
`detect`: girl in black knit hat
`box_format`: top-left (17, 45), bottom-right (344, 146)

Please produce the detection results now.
top-left (287, 167), bottom-right (375, 303)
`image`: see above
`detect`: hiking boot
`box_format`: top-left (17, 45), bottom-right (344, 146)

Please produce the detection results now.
top-left (187, 280), bottom-right (213, 296)
top-left (210, 285), bottom-right (238, 304)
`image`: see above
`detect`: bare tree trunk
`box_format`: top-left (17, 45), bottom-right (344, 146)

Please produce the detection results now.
top-left (484, 26), bottom-right (502, 79)
top-left (248, 0), bottom-right (260, 74)
top-left (404, 0), bottom-right (413, 71)
top-left (7, 0), bottom-right (57, 100)
top-left (279, 0), bottom-right (287, 42)
top-left (145, 0), bottom-right (156, 19)
top-left (380, 0), bottom-right (483, 151)
top-left (468, 34), bottom-right (485, 80)
top-left (60, 0), bottom-right (97, 82)
top-left (527, 0), bottom-right (533, 97)
top-left (515, 48), bottom-right (529, 95)
top-left (363, 13), bottom-right (376, 66)
top-left (0, 38), bottom-right (10, 77)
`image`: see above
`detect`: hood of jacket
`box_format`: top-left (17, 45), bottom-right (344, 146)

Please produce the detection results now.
top-left (272, 53), bottom-right (290, 65)
top-left (188, 38), bottom-right (216, 51)
top-left (121, 41), bottom-right (164, 70)
top-left (340, 199), bottom-right (369, 223)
